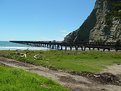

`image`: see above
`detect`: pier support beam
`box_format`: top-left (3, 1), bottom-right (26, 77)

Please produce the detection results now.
top-left (75, 46), bottom-right (78, 51)
top-left (70, 46), bottom-right (72, 51)
top-left (65, 46), bottom-right (67, 51)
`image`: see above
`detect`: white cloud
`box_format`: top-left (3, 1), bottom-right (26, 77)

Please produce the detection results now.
top-left (60, 30), bottom-right (70, 37)
top-left (37, 37), bottom-right (63, 41)
top-left (35, 29), bottom-right (70, 41)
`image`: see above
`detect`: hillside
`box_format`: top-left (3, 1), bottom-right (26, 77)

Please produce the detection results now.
top-left (64, 0), bottom-right (121, 43)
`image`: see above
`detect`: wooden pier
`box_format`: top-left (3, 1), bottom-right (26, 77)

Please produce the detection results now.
top-left (10, 41), bottom-right (121, 51)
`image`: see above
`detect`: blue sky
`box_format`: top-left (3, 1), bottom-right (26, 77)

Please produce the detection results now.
top-left (0, 0), bottom-right (96, 41)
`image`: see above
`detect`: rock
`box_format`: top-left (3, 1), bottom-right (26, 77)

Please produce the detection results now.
top-left (74, 72), bottom-right (121, 86)
top-left (64, 0), bottom-right (121, 43)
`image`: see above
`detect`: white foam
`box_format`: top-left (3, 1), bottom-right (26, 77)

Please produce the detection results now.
top-left (0, 46), bottom-right (50, 50)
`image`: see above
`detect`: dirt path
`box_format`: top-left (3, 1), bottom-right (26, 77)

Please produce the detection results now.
top-left (103, 64), bottom-right (121, 75)
top-left (0, 57), bottom-right (121, 91)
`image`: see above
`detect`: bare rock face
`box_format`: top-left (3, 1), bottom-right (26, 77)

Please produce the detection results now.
top-left (64, 0), bottom-right (121, 43)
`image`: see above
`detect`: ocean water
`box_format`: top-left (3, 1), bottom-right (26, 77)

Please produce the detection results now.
top-left (0, 41), bottom-right (49, 50)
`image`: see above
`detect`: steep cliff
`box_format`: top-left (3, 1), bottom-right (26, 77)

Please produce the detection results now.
top-left (64, 0), bottom-right (121, 43)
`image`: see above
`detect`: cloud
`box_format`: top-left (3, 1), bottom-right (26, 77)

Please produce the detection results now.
top-left (36, 29), bottom-right (71, 41)
top-left (37, 37), bottom-right (63, 41)
top-left (60, 30), bottom-right (70, 37)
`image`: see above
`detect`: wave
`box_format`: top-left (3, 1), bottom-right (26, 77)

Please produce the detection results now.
top-left (0, 41), bottom-right (50, 50)
top-left (0, 46), bottom-right (50, 50)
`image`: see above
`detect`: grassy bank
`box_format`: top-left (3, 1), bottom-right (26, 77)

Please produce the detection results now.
top-left (0, 63), bottom-right (68, 91)
top-left (0, 50), bottom-right (121, 73)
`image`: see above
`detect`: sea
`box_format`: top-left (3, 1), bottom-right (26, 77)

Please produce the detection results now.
top-left (0, 41), bottom-right (49, 50)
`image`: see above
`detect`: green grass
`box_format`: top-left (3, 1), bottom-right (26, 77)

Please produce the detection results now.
top-left (0, 50), bottom-right (121, 73)
top-left (0, 64), bottom-right (68, 91)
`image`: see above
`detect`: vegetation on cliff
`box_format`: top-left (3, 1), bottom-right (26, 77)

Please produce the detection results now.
top-left (108, 1), bottom-right (121, 18)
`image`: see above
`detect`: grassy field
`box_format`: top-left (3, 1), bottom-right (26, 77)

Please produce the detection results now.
top-left (0, 50), bottom-right (121, 73)
top-left (0, 63), bottom-right (68, 91)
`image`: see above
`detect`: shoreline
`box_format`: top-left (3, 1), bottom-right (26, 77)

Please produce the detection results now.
top-left (0, 46), bottom-right (50, 50)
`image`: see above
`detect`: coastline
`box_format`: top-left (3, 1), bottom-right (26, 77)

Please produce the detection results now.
top-left (0, 46), bottom-right (50, 50)
top-left (0, 41), bottom-right (50, 50)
